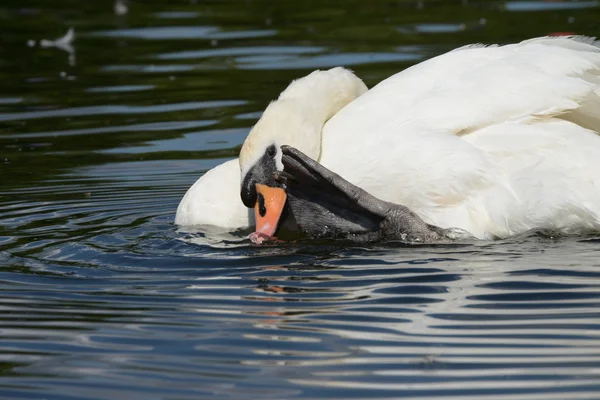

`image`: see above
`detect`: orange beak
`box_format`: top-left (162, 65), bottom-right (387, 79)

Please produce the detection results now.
top-left (254, 184), bottom-right (287, 237)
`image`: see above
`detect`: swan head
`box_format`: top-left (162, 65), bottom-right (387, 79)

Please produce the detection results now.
top-left (238, 67), bottom-right (368, 240)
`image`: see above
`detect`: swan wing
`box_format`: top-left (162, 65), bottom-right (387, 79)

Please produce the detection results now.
top-left (326, 36), bottom-right (600, 138)
top-left (320, 36), bottom-right (600, 238)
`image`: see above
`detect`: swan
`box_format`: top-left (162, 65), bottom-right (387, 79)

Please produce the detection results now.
top-left (176, 36), bottom-right (600, 242)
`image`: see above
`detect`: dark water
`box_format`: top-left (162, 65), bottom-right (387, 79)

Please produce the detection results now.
top-left (2, 1), bottom-right (600, 399)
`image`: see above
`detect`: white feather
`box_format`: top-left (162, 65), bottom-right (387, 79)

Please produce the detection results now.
top-left (319, 36), bottom-right (600, 238)
top-left (177, 36), bottom-right (600, 239)
top-left (175, 159), bottom-right (251, 228)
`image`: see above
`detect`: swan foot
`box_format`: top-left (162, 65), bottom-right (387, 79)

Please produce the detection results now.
top-left (275, 145), bottom-right (469, 243)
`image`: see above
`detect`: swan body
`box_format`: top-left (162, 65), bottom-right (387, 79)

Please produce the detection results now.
top-left (176, 36), bottom-right (600, 240)
top-left (175, 159), bottom-right (251, 228)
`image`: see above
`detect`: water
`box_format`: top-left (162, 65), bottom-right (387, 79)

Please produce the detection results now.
top-left (1, 1), bottom-right (600, 399)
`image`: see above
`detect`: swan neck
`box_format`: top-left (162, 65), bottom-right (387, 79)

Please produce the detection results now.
top-left (278, 69), bottom-right (367, 125)
top-left (239, 68), bottom-right (367, 174)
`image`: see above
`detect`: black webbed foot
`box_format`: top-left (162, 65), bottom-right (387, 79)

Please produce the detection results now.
top-left (275, 145), bottom-right (472, 243)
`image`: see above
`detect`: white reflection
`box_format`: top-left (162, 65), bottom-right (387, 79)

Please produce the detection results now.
top-left (505, 0), bottom-right (598, 11)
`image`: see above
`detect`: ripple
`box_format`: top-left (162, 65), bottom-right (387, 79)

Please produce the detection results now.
top-left (398, 23), bottom-right (467, 34)
top-left (153, 11), bottom-right (200, 19)
top-left (238, 52), bottom-right (423, 70)
top-left (3, 198), bottom-right (600, 399)
top-left (0, 96), bottom-right (24, 104)
top-left (3, 1), bottom-right (600, 399)
top-left (505, 0), bottom-right (599, 11)
top-left (85, 85), bottom-right (155, 93)
top-left (157, 45), bottom-right (325, 60)
top-left (100, 64), bottom-right (196, 73)
top-left (102, 127), bottom-right (247, 154)
top-left (0, 101), bottom-right (246, 122)
top-left (92, 26), bottom-right (277, 40)
top-left (1, 120), bottom-right (217, 139)
top-left (235, 111), bottom-right (263, 120)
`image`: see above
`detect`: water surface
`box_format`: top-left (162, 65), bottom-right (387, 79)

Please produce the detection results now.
top-left (1, 1), bottom-right (600, 399)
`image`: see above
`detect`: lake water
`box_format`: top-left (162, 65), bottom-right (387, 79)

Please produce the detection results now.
top-left (2, 1), bottom-right (600, 399)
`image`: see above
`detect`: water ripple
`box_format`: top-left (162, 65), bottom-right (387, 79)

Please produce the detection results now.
top-left (505, 0), bottom-right (599, 12)
top-left (92, 26), bottom-right (277, 40)
top-left (156, 46), bottom-right (326, 61)
top-left (0, 101), bottom-right (246, 122)
top-left (2, 1), bottom-right (600, 399)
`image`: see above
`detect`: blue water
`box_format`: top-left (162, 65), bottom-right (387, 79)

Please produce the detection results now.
top-left (1, 1), bottom-right (600, 399)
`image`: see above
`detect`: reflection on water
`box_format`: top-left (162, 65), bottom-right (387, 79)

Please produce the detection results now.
top-left (1, 0), bottom-right (600, 399)
top-left (504, 0), bottom-right (599, 11)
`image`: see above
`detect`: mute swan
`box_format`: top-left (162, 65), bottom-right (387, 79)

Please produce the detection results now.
top-left (176, 36), bottom-right (600, 242)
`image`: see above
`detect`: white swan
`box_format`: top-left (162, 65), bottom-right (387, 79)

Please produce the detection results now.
top-left (176, 36), bottom-right (600, 240)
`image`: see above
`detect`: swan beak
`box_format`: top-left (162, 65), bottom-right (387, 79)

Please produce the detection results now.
top-left (254, 184), bottom-right (287, 237)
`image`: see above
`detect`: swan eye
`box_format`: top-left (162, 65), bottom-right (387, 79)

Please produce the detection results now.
top-left (266, 145), bottom-right (276, 158)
